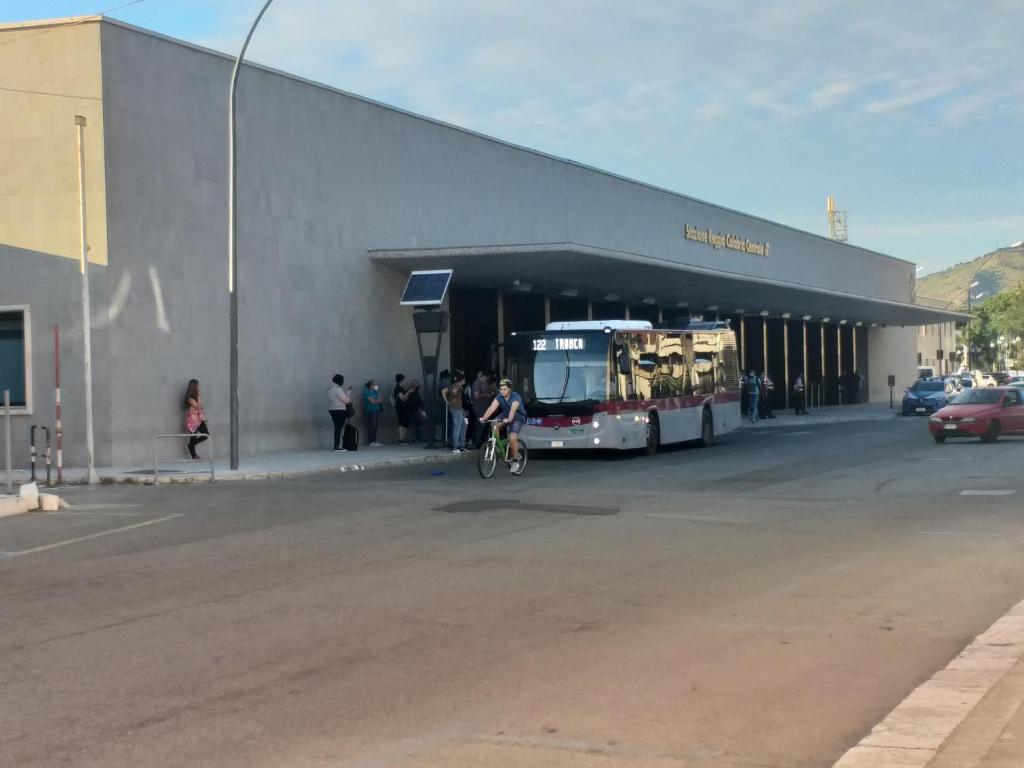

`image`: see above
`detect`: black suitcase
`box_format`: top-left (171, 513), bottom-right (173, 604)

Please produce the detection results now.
top-left (343, 423), bottom-right (359, 451)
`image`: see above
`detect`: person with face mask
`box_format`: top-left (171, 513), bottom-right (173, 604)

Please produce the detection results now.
top-left (363, 379), bottom-right (383, 447)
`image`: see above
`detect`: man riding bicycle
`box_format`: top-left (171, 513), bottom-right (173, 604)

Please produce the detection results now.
top-left (479, 378), bottom-right (526, 473)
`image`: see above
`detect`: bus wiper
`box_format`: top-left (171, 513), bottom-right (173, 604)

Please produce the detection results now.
top-left (556, 352), bottom-right (571, 403)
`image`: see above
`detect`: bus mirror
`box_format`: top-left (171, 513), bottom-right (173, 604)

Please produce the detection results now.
top-left (617, 350), bottom-right (631, 376)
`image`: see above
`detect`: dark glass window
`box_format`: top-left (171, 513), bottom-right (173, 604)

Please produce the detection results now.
top-left (0, 310), bottom-right (28, 407)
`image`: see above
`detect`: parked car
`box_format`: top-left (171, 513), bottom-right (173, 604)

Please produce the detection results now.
top-left (902, 379), bottom-right (951, 415)
top-left (977, 372), bottom-right (999, 387)
top-left (929, 387), bottom-right (1024, 443)
top-left (943, 376), bottom-right (963, 392)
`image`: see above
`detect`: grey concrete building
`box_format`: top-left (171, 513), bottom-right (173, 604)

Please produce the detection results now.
top-left (0, 16), bottom-right (965, 469)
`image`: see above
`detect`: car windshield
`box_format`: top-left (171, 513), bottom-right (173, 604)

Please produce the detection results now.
top-left (951, 389), bottom-right (1002, 405)
top-left (910, 381), bottom-right (944, 392)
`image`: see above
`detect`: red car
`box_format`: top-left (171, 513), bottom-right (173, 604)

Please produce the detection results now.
top-left (929, 386), bottom-right (1024, 443)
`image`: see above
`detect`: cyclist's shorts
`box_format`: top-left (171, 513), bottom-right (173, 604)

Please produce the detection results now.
top-left (507, 418), bottom-right (526, 435)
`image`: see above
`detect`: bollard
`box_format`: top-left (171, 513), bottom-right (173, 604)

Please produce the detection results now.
top-left (41, 426), bottom-right (52, 487)
top-left (30, 424), bottom-right (38, 482)
top-left (54, 325), bottom-right (63, 484)
top-left (3, 390), bottom-right (11, 493)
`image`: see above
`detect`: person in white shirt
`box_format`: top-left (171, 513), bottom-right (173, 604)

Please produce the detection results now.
top-left (327, 373), bottom-right (352, 451)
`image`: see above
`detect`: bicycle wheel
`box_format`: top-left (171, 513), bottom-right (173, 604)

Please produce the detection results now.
top-left (477, 440), bottom-right (497, 478)
top-left (511, 443), bottom-right (529, 476)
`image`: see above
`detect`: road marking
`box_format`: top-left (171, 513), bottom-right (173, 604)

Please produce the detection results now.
top-left (959, 489), bottom-right (1016, 496)
top-left (63, 503), bottom-right (142, 511)
top-left (0, 514), bottom-right (184, 560)
top-left (641, 512), bottom-right (759, 524)
top-left (833, 596), bottom-right (1024, 768)
top-left (40, 510), bottom-right (145, 517)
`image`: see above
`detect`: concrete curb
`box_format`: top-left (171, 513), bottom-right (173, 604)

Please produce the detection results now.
top-left (124, 450), bottom-right (469, 485)
top-left (0, 494), bottom-right (34, 518)
top-left (832, 597), bottom-right (1024, 767)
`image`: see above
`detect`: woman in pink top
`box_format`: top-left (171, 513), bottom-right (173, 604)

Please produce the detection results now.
top-left (184, 379), bottom-right (209, 459)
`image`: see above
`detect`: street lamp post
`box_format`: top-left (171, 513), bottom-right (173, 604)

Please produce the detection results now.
top-left (75, 115), bottom-right (99, 485)
top-left (964, 280), bottom-right (984, 371)
top-left (228, 0), bottom-right (276, 470)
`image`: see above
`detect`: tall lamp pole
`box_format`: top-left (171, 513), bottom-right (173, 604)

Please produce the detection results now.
top-left (75, 115), bottom-right (99, 485)
top-left (228, 0), bottom-right (276, 470)
top-left (964, 278), bottom-right (982, 371)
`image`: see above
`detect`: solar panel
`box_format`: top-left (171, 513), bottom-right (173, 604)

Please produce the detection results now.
top-left (400, 269), bottom-right (453, 306)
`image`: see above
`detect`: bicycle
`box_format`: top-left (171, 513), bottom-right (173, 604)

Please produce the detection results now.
top-left (477, 419), bottom-right (529, 479)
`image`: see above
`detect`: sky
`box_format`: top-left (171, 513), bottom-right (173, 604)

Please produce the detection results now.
top-left (5, 0), bottom-right (1024, 279)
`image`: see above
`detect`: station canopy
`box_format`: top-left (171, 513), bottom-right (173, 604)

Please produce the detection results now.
top-left (371, 242), bottom-right (968, 327)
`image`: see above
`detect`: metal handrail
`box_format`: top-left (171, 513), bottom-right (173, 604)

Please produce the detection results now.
top-left (153, 433), bottom-right (214, 481)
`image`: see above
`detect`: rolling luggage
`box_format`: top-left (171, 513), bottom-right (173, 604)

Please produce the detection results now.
top-left (343, 423), bottom-right (359, 451)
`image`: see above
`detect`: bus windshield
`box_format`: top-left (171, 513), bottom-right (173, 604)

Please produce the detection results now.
top-left (510, 332), bottom-right (609, 416)
top-left (532, 348), bottom-right (608, 404)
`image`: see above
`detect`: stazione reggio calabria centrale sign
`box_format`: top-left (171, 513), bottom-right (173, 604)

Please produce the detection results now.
top-left (684, 224), bottom-right (770, 257)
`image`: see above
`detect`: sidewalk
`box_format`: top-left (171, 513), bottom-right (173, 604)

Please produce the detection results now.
top-left (742, 402), bottom-right (900, 429)
top-left (2, 443), bottom-right (467, 487)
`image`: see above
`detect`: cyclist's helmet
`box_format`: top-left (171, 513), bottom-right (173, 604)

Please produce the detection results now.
top-left (499, 378), bottom-right (513, 389)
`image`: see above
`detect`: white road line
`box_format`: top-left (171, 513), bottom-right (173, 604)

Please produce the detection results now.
top-left (833, 596), bottom-right (1024, 768)
top-left (641, 513), bottom-right (759, 524)
top-left (959, 489), bottom-right (1016, 496)
top-left (64, 503), bottom-right (142, 510)
top-left (0, 514), bottom-right (184, 559)
top-left (40, 510), bottom-right (145, 517)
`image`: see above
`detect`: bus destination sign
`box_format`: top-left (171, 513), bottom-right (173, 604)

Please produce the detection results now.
top-left (532, 337), bottom-right (586, 352)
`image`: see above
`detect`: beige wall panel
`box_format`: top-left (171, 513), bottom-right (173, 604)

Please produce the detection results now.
top-left (868, 326), bottom-right (917, 403)
top-left (0, 20), bottom-right (108, 265)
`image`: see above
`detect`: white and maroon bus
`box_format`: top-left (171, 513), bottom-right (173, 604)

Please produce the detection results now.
top-left (506, 320), bottom-right (741, 453)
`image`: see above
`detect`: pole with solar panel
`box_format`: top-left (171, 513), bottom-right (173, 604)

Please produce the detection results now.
top-left (400, 270), bottom-right (453, 449)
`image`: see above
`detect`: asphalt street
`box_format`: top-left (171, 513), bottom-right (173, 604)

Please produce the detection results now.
top-left (2, 416), bottom-right (1024, 767)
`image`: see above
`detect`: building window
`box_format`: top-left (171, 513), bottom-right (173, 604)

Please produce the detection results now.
top-left (0, 306), bottom-right (31, 412)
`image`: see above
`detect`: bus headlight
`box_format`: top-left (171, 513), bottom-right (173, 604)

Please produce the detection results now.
top-left (592, 421), bottom-right (599, 429)
top-left (593, 438), bottom-right (600, 445)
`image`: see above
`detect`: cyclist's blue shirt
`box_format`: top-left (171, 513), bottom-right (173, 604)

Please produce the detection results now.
top-left (496, 391), bottom-right (527, 420)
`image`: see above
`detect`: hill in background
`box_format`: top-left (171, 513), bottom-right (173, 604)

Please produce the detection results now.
top-left (917, 244), bottom-right (1024, 309)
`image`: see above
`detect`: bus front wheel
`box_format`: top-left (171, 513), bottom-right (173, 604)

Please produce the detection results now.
top-left (645, 415), bottom-right (660, 456)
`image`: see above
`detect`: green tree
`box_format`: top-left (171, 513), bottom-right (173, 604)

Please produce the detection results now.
top-left (964, 284), bottom-right (1024, 370)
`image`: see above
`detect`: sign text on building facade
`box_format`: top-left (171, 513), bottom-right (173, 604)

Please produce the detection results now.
top-left (684, 224), bottom-right (769, 257)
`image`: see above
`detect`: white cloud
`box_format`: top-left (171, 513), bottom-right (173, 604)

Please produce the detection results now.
top-left (196, 0), bottom-right (1023, 143)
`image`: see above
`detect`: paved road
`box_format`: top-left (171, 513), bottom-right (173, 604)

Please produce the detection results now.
top-left (2, 417), bottom-right (1024, 767)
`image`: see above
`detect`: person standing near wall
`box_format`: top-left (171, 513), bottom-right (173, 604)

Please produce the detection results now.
top-left (746, 370), bottom-right (760, 424)
top-left (792, 373), bottom-right (806, 415)
top-left (761, 370), bottom-right (775, 419)
top-left (327, 374), bottom-right (351, 452)
top-left (405, 380), bottom-right (428, 442)
top-left (363, 379), bottom-right (383, 446)
top-left (470, 370), bottom-right (489, 447)
top-left (446, 371), bottom-right (468, 452)
top-left (184, 379), bottom-right (209, 459)
top-left (393, 373), bottom-right (411, 444)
